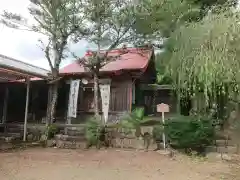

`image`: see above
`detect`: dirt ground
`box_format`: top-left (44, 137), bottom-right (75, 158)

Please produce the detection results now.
top-left (0, 148), bottom-right (238, 180)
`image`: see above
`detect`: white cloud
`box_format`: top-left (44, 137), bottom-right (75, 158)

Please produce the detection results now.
top-left (0, 0), bottom-right (88, 70)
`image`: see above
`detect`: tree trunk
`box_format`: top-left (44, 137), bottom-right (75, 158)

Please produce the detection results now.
top-left (50, 82), bottom-right (59, 124)
top-left (46, 85), bottom-right (53, 125)
top-left (46, 68), bottom-right (59, 125)
top-left (45, 37), bottom-right (61, 125)
top-left (93, 72), bottom-right (100, 118)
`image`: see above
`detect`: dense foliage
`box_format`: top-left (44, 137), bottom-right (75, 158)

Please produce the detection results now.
top-left (133, 0), bottom-right (200, 41)
top-left (164, 116), bottom-right (215, 153)
top-left (85, 118), bottom-right (102, 145)
top-left (46, 124), bottom-right (59, 139)
top-left (186, 0), bottom-right (237, 9)
top-left (164, 11), bottom-right (240, 104)
top-left (152, 125), bottom-right (163, 141)
top-left (120, 107), bottom-right (145, 137)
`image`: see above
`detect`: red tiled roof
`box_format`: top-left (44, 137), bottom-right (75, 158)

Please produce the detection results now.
top-left (7, 48), bottom-right (153, 83)
top-left (60, 47), bottom-right (153, 75)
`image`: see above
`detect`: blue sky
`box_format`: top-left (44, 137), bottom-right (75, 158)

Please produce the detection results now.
top-left (0, 0), bottom-right (89, 70)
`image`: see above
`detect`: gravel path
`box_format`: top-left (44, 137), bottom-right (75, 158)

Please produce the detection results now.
top-left (0, 148), bottom-right (233, 180)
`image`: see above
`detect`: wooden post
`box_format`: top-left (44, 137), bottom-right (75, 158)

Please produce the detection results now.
top-left (2, 86), bottom-right (9, 124)
top-left (157, 103), bottom-right (170, 150)
top-left (129, 81), bottom-right (133, 112)
top-left (162, 111), bottom-right (166, 149)
top-left (66, 79), bottom-right (73, 125)
top-left (23, 78), bottom-right (30, 142)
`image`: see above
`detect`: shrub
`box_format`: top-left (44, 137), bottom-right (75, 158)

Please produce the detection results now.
top-left (120, 107), bottom-right (145, 137)
top-left (85, 118), bottom-right (102, 146)
top-left (46, 124), bottom-right (59, 139)
top-left (164, 115), bottom-right (215, 153)
top-left (152, 125), bottom-right (164, 141)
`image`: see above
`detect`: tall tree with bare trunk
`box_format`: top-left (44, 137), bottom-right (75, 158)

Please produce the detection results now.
top-left (1, 0), bottom-right (87, 124)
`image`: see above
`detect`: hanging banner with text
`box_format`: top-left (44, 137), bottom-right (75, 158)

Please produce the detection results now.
top-left (68, 79), bottom-right (80, 118)
top-left (100, 83), bottom-right (111, 123)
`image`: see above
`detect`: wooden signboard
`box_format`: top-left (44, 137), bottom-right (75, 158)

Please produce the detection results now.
top-left (157, 103), bottom-right (170, 113)
top-left (156, 103), bottom-right (170, 149)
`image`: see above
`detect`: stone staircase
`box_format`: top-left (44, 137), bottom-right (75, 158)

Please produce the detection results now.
top-left (0, 124), bottom-right (45, 150)
top-left (54, 126), bottom-right (87, 149)
top-left (54, 126), bottom-right (158, 150)
top-left (206, 131), bottom-right (240, 155)
top-left (0, 124), bottom-right (22, 150)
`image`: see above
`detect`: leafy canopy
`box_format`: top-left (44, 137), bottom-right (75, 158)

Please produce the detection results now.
top-left (133, 0), bottom-right (201, 40)
top-left (78, 0), bottom-right (137, 71)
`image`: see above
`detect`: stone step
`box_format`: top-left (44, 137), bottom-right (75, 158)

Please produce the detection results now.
top-left (0, 133), bottom-right (22, 142)
top-left (6, 127), bottom-right (23, 134)
top-left (0, 132), bottom-right (21, 137)
top-left (0, 142), bottom-right (14, 150)
top-left (206, 145), bottom-right (239, 154)
top-left (54, 135), bottom-right (158, 150)
top-left (215, 139), bottom-right (236, 146)
top-left (207, 152), bottom-right (234, 161)
top-left (55, 139), bottom-right (86, 149)
top-left (55, 134), bottom-right (86, 142)
top-left (0, 141), bottom-right (42, 151)
top-left (64, 127), bottom-right (85, 136)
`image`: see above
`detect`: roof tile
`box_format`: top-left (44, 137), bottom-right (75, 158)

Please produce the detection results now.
top-left (60, 47), bottom-right (153, 75)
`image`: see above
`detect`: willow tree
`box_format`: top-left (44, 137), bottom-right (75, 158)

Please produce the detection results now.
top-left (1, 0), bottom-right (86, 124)
top-left (78, 0), bottom-right (137, 118)
top-left (164, 11), bottom-right (240, 114)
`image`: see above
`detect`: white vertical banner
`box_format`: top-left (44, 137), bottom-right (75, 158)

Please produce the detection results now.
top-left (99, 83), bottom-right (111, 123)
top-left (68, 79), bottom-right (80, 118)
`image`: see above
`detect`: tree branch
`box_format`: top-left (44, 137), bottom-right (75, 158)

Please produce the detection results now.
top-left (44, 40), bottom-right (54, 71)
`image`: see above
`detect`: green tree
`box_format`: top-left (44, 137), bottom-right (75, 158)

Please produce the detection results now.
top-left (186, 0), bottom-right (237, 10)
top-left (165, 11), bottom-right (240, 110)
top-left (1, 0), bottom-right (86, 124)
top-left (133, 0), bottom-right (237, 114)
top-left (132, 0), bottom-right (201, 42)
top-left (78, 0), bottom-right (138, 120)
top-left (133, 0), bottom-right (236, 41)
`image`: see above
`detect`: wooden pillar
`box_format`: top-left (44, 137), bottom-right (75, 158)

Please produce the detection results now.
top-left (32, 87), bottom-right (38, 122)
top-left (64, 82), bottom-right (69, 120)
top-left (66, 79), bottom-right (72, 125)
top-left (129, 81), bottom-right (133, 112)
top-left (23, 78), bottom-right (30, 142)
top-left (132, 81), bottom-right (135, 105)
top-left (152, 90), bottom-right (157, 114)
top-left (2, 86), bottom-right (9, 124)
